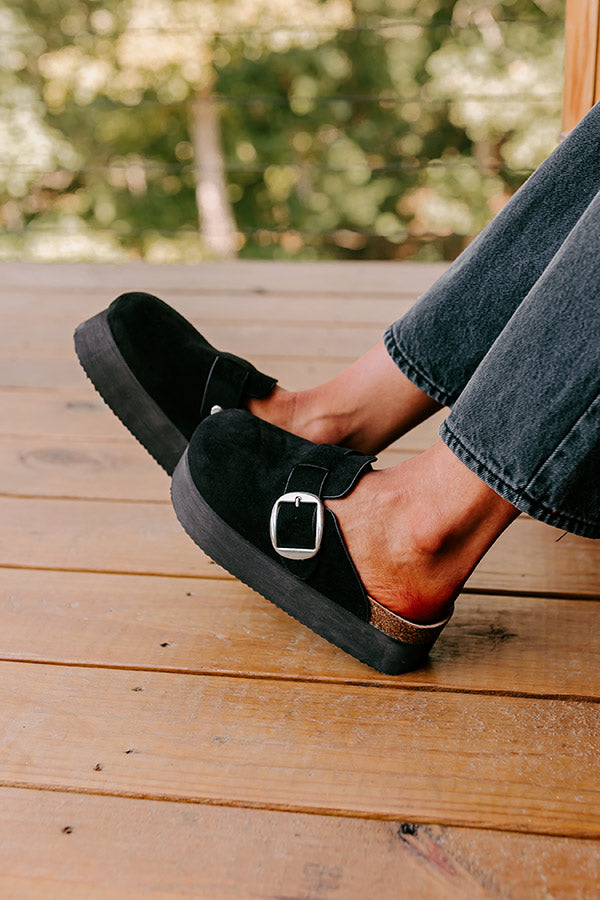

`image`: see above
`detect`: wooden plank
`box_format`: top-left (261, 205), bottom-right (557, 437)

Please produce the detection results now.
top-left (429, 824), bottom-right (600, 900)
top-left (2, 496), bottom-right (598, 598)
top-left (0, 662), bottom-right (598, 836)
top-left (1, 289), bottom-right (418, 323)
top-left (5, 258), bottom-right (600, 895)
top-left (0, 388), bottom-right (136, 441)
top-left (1, 786), bottom-right (599, 900)
top-left (0, 434), bottom-right (417, 502)
top-left (0, 353), bottom-right (351, 390)
top-left (0, 435), bottom-right (170, 502)
top-left (562, 0), bottom-right (600, 133)
top-left (1, 568), bottom-right (599, 699)
top-left (596, 7), bottom-right (600, 105)
top-left (0, 260), bottom-right (448, 296)
top-left (0, 272), bottom-right (423, 393)
top-left (3, 318), bottom-right (390, 363)
top-left (0, 386), bottom-right (445, 449)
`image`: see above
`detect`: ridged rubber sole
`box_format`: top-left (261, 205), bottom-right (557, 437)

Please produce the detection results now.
top-left (171, 449), bottom-right (431, 675)
top-left (74, 309), bottom-right (187, 475)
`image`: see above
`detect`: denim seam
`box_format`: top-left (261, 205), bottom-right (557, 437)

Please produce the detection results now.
top-left (521, 387), bottom-right (600, 511)
top-left (383, 327), bottom-right (456, 408)
top-left (439, 421), bottom-right (600, 537)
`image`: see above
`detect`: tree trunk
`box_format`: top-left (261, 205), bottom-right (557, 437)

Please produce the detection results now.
top-left (190, 84), bottom-right (237, 258)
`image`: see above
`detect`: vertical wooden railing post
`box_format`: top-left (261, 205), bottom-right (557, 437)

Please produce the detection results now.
top-left (562, 0), bottom-right (600, 132)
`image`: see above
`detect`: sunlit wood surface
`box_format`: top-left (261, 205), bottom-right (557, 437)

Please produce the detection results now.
top-left (1, 261), bottom-right (599, 898)
top-left (563, 0), bottom-right (600, 133)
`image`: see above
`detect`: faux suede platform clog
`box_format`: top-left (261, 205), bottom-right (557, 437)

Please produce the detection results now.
top-left (171, 409), bottom-right (452, 674)
top-left (74, 292), bottom-right (277, 474)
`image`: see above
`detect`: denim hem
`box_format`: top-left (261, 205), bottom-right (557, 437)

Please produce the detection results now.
top-left (439, 421), bottom-right (600, 540)
top-left (383, 326), bottom-right (455, 408)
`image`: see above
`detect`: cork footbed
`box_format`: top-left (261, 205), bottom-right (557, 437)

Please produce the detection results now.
top-left (367, 594), bottom-right (453, 647)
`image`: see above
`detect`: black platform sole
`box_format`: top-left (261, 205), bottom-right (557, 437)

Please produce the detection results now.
top-left (74, 309), bottom-right (187, 474)
top-left (171, 449), bottom-right (430, 675)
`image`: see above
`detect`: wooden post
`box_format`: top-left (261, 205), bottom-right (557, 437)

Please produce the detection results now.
top-left (562, 0), bottom-right (600, 132)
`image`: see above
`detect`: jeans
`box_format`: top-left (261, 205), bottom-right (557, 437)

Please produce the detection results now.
top-left (384, 102), bottom-right (600, 539)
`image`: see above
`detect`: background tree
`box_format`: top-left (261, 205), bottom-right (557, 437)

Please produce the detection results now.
top-left (0, 0), bottom-right (565, 263)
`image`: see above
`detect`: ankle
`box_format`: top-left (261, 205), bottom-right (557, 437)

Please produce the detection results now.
top-left (247, 385), bottom-right (352, 447)
top-left (387, 443), bottom-right (519, 610)
top-left (412, 442), bottom-right (520, 549)
top-left (245, 385), bottom-right (294, 431)
top-left (326, 445), bottom-right (519, 626)
top-left (290, 388), bottom-right (354, 446)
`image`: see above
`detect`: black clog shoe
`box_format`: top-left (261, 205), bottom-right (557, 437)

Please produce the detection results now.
top-left (74, 292), bottom-right (277, 474)
top-left (171, 409), bottom-right (452, 674)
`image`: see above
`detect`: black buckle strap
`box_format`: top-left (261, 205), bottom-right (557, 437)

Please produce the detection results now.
top-left (284, 462), bottom-right (329, 497)
top-left (270, 445), bottom-right (344, 578)
top-left (268, 443), bottom-right (372, 616)
top-left (271, 465), bottom-right (329, 577)
top-left (200, 355), bottom-right (250, 419)
top-left (284, 443), bottom-right (357, 492)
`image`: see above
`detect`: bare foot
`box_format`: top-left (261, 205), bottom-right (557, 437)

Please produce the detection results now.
top-left (326, 441), bottom-right (519, 624)
top-left (245, 341), bottom-right (442, 455)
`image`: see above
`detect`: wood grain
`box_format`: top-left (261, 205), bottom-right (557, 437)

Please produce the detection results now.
top-left (0, 435), bottom-right (170, 502)
top-left (0, 259), bottom-right (448, 296)
top-left (0, 388), bottom-right (132, 441)
top-left (6, 318), bottom-right (391, 364)
top-left (1, 259), bottom-right (599, 895)
top-left (1, 568), bottom-right (599, 699)
top-left (3, 289), bottom-right (418, 324)
top-left (1, 786), bottom-right (598, 900)
top-left (0, 353), bottom-right (358, 390)
top-left (4, 277), bottom-right (416, 349)
top-left (0, 662), bottom-right (598, 836)
top-left (0, 264), bottom-right (424, 394)
top-left (0, 386), bottom-right (445, 448)
top-left (2, 495), bottom-right (598, 597)
top-left (0, 434), bottom-right (434, 501)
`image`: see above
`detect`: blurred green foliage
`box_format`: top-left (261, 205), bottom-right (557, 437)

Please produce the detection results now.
top-left (0, 0), bottom-right (565, 262)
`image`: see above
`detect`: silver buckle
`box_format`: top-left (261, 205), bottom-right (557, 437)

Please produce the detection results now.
top-left (269, 491), bottom-right (324, 560)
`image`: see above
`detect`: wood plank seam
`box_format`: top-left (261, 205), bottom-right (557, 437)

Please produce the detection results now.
top-left (0, 785), bottom-right (598, 900)
top-left (0, 493), bottom-right (171, 504)
top-left (2, 261), bottom-right (599, 891)
top-left (3, 564), bottom-right (599, 605)
top-left (0, 780), bottom-right (596, 840)
top-left (0, 655), bottom-right (598, 705)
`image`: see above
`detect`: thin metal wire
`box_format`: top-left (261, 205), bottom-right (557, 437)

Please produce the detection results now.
top-left (4, 17), bottom-right (563, 41)
top-left (0, 92), bottom-right (562, 111)
top-left (1, 16), bottom-right (560, 246)
top-left (0, 159), bottom-right (535, 176)
top-left (0, 224), bottom-right (462, 240)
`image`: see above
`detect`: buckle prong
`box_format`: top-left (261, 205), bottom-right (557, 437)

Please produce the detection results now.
top-left (270, 491), bottom-right (324, 560)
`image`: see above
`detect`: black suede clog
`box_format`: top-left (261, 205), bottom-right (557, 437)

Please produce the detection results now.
top-left (74, 292), bottom-right (277, 474)
top-left (171, 409), bottom-right (452, 674)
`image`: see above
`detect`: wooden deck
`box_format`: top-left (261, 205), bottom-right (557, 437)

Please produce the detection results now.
top-left (1, 260), bottom-right (599, 898)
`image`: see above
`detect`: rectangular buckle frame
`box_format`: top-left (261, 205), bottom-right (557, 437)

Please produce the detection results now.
top-left (270, 491), bottom-right (324, 560)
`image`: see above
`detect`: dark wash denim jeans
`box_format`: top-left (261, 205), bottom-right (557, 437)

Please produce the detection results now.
top-left (384, 101), bottom-right (600, 538)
